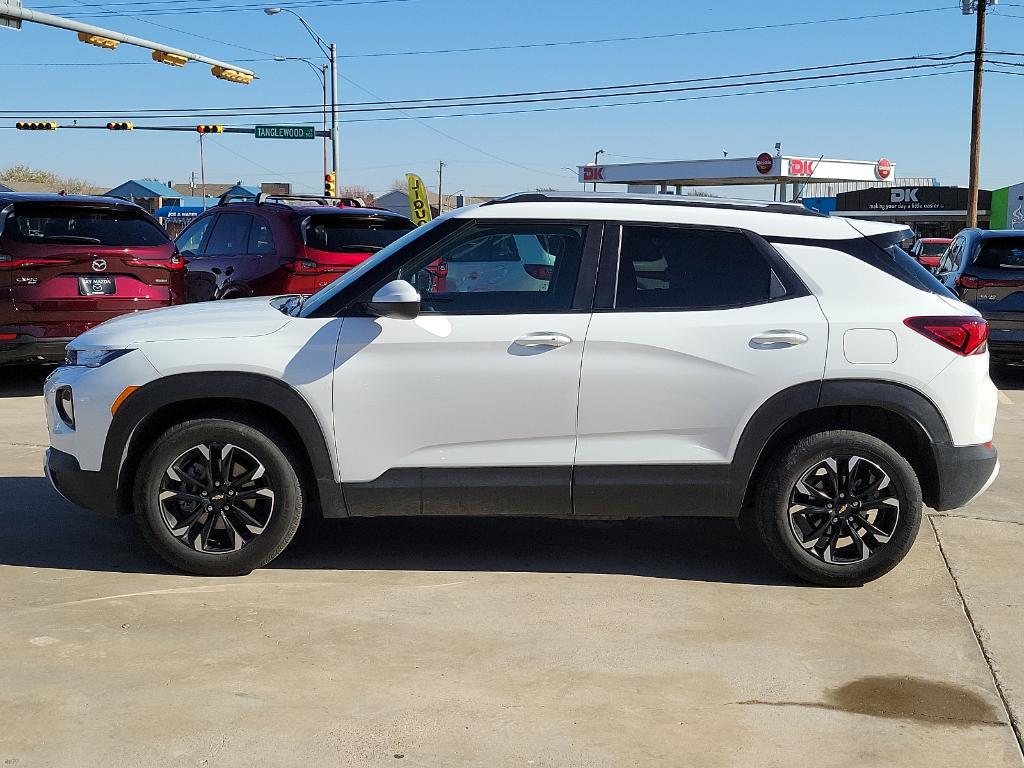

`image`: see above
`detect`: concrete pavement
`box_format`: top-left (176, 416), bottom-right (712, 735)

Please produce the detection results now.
top-left (0, 364), bottom-right (1022, 767)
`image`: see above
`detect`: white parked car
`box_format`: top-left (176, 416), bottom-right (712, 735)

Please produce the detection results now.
top-left (44, 192), bottom-right (999, 585)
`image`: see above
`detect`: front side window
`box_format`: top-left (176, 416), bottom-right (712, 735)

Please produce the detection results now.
top-left (176, 215), bottom-right (213, 255)
top-left (397, 222), bottom-right (586, 314)
top-left (205, 213), bottom-right (253, 256)
top-left (615, 225), bottom-right (777, 310)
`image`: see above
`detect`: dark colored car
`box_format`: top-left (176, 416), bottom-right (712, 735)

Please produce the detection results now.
top-left (936, 229), bottom-right (1024, 360)
top-left (0, 194), bottom-right (183, 365)
top-left (175, 195), bottom-right (415, 301)
top-left (911, 237), bottom-right (952, 271)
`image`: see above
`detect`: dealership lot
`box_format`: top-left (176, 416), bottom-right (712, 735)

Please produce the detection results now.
top-left (0, 365), bottom-right (1021, 767)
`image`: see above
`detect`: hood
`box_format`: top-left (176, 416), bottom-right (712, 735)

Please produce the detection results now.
top-left (71, 296), bottom-right (292, 348)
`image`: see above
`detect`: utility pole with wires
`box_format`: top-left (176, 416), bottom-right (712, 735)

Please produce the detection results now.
top-left (963, 0), bottom-right (995, 228)
top-left (437, 160), bottom-right (445, 215)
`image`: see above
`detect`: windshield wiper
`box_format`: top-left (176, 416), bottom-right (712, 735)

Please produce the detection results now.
top-left (39, 235), bottom-right (103, 244)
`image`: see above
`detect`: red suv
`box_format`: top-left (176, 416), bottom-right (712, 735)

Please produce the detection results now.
top-left (175, 195), bottom-right (415, 301)
top-left (0, 194), bottom-right (183, 365)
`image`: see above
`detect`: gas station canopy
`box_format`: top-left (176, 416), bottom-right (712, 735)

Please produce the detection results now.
top-left (577, 154), bottom-right (895, 191)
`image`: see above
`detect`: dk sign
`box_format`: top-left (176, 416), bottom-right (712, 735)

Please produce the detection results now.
top-left (254, 125), bottom-right (316, 140)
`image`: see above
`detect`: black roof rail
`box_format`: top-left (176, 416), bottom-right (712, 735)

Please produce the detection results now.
top-left (481, 191), bottom-right (823, 217)
top-left (217, 192), bottom-right (367, 208)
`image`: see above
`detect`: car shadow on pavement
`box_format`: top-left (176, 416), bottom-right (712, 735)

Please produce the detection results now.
top-left (0, 365), bottom-right (52, 398)
top-left (990, 361), bottom-right (1024, 392)
top-left (0, 476), bottom-right (799, 586)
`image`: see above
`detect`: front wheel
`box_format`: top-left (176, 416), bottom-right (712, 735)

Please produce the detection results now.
top-left (133, 417), bottom-right (304, 576)
top-left (755, 430), bottom-right (923, 587)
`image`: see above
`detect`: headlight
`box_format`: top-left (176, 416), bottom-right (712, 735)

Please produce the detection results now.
top-left (64, 348), bottom-right (133, 368)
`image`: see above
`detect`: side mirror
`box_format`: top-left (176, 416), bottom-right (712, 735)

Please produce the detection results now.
top-left (367, 279), bottom-right (420, 320)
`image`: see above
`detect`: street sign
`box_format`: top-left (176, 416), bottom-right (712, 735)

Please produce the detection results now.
top-left (254, 125), bottom-right (315, 140)
top-left (0, 0), bottom-right (23, 30)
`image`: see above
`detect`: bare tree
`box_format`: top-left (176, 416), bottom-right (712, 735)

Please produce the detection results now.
top-left (1, 165), bottom-right (94, 194)
top-left (338, 185), bottom-right (377, 207)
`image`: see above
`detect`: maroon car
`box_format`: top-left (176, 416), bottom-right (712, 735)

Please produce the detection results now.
top-left (0, 194), bottom-right (183, 364)
top-left (175, 195), bottom-right (415, 302)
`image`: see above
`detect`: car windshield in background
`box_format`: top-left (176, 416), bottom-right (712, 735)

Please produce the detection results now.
top-left (9, 206), bottom-right (168, 246)
top-left (302, 215), bottom-right (413, 253)
top-left (975, 238), bottom-right (1024, 270)
top-left (921, 243), bottom-right (949, 256)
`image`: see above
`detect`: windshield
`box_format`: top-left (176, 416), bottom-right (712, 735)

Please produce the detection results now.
top-left (301, 214), bottom-right (413, 254)
top-left (920, 242), bottom-right (949, 257)
top-left (8, 205), bottom-right (168, 246)
top-left (299, 218), bottom-right (444, 317)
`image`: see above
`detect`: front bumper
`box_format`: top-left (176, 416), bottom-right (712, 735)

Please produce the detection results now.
top-left (45, 447), bottom-right (119, 516)
top-left (0, 336), bottom-right (72, 365)
top-left (931, 442), bottom-right (999, 511)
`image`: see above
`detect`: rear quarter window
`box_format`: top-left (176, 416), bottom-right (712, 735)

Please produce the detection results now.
top-left (6, 205), bottom-right (169, 247)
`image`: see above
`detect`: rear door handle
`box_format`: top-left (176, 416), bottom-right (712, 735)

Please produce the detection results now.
top-left (750, 330), bottom-right (808, 349)
top-left (514, 332), bottom-right (572, 348)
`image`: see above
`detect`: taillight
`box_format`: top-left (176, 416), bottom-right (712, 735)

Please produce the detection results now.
top-left (125, 254), bottom-right (185, 271)
top-left (0, 255), bottom-right (74, 270)
top-left (904, 316), bottom-right (988, 356)
top-left (956, 273), bottom-right (1024, 289)
top-left (524, 264), bottom-right (554, 281)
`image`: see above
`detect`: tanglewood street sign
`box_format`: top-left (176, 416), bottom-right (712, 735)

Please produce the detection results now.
top-left (254, 125), bottom-right (315, 140)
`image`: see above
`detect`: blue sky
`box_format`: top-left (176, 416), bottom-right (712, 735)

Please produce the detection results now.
top-left (1, 0), bottom-right (1022, 198)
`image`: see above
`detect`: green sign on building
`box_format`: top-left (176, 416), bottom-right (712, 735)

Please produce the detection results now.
top-left (254, 125), bottom-right (316, 140)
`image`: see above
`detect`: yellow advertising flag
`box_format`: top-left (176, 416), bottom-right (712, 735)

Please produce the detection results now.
top-left (406, 173), bottom-right (433, 227)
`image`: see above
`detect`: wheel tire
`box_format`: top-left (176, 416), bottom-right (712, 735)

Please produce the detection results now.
top-left (133, 417), bottom-right (304, 576)
top-left (755, 430), bottom-right (922, 587)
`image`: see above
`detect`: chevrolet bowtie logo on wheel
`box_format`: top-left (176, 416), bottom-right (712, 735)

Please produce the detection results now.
top-left (91, 259), bottom-right (107, 272)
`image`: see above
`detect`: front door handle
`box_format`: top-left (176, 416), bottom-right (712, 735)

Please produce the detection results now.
top-left (750, 330), bottom-right (808, 349)
top-left (514, 332), bottom-right (572, 348)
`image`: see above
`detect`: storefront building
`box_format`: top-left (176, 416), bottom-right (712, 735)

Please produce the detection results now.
top-left (833, 186), bottom-right (992, 238)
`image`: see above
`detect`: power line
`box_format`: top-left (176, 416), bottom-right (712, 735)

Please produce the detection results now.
top-left (2, 67), bottom-right (976, 124)
top-left (43, 0), bottom-right (418, 17)
top-left (3, 51), bottom-right (994, 116)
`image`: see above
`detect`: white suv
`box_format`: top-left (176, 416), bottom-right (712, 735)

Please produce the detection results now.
top-left (43, 192), bottom-right (1000, 585)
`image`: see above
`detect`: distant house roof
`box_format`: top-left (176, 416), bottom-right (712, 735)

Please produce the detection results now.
top-left (375, 189), bottom-right (492, 216)
top-left (105, 179), bottom-right (181, 199)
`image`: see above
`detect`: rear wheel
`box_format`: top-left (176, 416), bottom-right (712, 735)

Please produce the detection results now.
top-left (755, 430), bottom-right (922, 587)
top-left (133, 417), bottom-right (303, 576)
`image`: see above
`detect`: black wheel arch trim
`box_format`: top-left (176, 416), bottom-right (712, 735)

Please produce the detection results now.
top-left (729, 378), bottom-right (952, 512)
top-left (104, 372), bottom-right (343, 516)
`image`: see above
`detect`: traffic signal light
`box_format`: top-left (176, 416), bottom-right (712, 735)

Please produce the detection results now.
top-left (77, 32), bottom-right (119, 49)
top-left (196, 125), bottom-right (224, 134)
top-left (152, 50), bottom-right (188, 67)
top-left (106, 122), bottom-right (134, 131)
top-left (324, 172), bottom-right (336, 197)
top-left (211, 66), bottom-right (254, 85)
top-left (16, 122), bottom-right (58, 131)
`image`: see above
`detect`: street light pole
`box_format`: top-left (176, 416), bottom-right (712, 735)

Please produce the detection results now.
top-left (593, 148), bottom-right (605, 192)
top-left (437, 160), bottom-right (445, 215)
top-left (265, 8), bottom-right (339, 179)
top-left (965, 0), bottom-right (989, 228)
top-left (275, 56), bottom-right (329, 178)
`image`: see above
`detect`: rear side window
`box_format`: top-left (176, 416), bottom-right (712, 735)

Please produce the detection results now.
top-left (974, 238), bottom-right (1024, 270)
top-left (205, 213), bottom-right (253, 255)
top-left (301, 215), bottom-right (413, 254)
top-left (615, 225), bottom-right (779, 310)
top-left (6, 205), bottom-right (168, 246)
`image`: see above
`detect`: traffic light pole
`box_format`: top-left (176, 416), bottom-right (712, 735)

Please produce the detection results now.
top-left (329, 43), bottom-right (340, 179)
top-left (199, 132), bottom-right (207, 209)
top-left (0, 2), bottom-right (255, 78)
top-left (967, 0), bottom-right (988, 229)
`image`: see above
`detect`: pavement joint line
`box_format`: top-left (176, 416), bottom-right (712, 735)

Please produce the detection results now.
top-left (928, 512), bottom-right (1024, 528)
top-left (928, 515), bottom-right (1024, 760)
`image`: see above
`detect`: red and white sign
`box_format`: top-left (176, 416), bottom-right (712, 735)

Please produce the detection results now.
top-left (755, 152), bottom-right (774, 174)
top-left (788, 158), bottom-right (818, 177)
top-left (583, 166), bottom-right (605, 182)
top-left (876, 158), bottom-right (893, 180)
